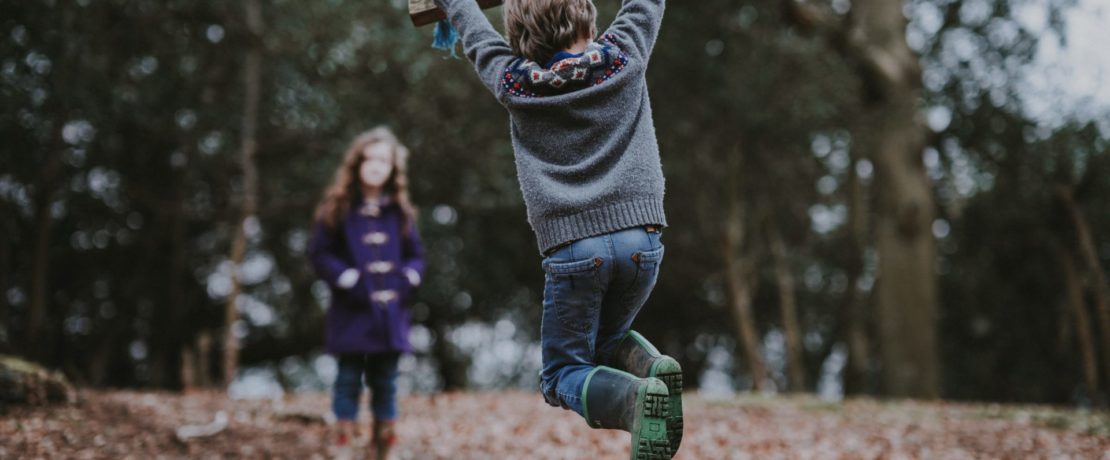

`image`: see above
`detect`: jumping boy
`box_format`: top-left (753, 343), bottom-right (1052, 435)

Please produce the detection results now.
top-left (429, 0), bottom-right (680, 457)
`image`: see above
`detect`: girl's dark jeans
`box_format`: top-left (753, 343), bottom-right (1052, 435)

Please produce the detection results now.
top-left (332, 352), bottom-right (401, 421)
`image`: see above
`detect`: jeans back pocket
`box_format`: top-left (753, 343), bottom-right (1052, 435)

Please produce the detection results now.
top-left (543, 256), bottom-right (604, 334)
top-left (622, 245), bottom-right (664, 307)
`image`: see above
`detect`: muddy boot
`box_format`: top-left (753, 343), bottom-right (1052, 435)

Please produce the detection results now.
top-left (370, 420), bottom-right (396, 460)
top-left (582, 366), bottom-right (671, 460)
top-left (605, 331), bottom-right (683, 454)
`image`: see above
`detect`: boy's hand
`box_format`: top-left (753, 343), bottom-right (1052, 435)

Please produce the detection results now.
top-left (410, 0), bottom-right (504, 26)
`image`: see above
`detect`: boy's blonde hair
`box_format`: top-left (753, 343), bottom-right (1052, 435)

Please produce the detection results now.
top-left (504, 0), bottom-right (598, 64)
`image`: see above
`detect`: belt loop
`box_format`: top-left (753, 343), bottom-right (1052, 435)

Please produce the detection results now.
top-left (544, 239), bottom-right (573, 258)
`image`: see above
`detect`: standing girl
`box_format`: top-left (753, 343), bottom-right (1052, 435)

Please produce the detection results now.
top-left (308, 127), bottom-right (425, 460)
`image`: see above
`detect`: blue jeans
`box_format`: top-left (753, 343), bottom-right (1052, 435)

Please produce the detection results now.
top-left (539, 226), bottom-right (664, 416)
top-left (333, 352), bottom-right (400, 421)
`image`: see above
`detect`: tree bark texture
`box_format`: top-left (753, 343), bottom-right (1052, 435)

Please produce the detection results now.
top-left (1059, 250), bottom-right (1100, 398)
top-left (721, 199), bottom-right (770, 392)
top-left (224, 0), bottom-right (263, 388)
top-left (783, 0), bottom-right (941, 398)
top-left (768, 220), bottom-right (807, 391)
top-left (1056, 186), bottom-right (1110, 392)
top-left (853, 0), bottom-right (940, 399)
top-left (840, 153), bottom-right (872, 395)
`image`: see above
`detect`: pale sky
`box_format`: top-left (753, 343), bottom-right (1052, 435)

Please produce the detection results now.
top-left (1019, 0), bottom-right (1110, 130)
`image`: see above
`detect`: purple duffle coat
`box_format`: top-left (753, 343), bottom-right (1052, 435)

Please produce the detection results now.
top-left (307, 198), bottom-right (425, 355)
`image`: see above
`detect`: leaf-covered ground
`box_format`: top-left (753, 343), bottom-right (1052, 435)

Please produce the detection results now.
top-left (3, 390), bottom-right (1108, 459)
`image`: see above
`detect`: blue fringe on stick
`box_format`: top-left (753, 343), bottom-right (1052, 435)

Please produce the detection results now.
top-left (432, 20), bottom-right (460, 58)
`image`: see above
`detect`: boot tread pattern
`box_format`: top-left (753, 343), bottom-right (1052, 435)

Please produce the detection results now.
top-left (635, 439), bottom-right (671, 459)
top-left (657, 372), bottom-right (684, 453)
top-left (642, 392), bottom-right (669, 418)
top-left (633, 381), bottom-right (671, 460)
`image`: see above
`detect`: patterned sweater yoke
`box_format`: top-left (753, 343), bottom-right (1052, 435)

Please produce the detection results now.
top-left (501, 35), bottom-right (630, 98)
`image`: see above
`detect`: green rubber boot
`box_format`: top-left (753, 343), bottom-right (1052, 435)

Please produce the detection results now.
top-left (582, 366), bottom-right (672, 460)
top-left (605, 331), bottom-right (683, 454)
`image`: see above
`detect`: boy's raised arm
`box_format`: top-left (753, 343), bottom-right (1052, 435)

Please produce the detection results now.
top-left (433, 0), bottom-right (516, 101)
top-left (604, 0), bottom-right (665, 61)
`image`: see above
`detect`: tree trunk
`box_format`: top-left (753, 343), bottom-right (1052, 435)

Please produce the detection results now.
top-left (196, 331), bottom-right (213, 387)
top-left (28, 182), bottom-right (56, 361)
top-left (87, 314), bottom-right (129, 387)
top-left (0, 221), bottom-right (10, 351)
top-left (88, 332), bottom-right (116, 387)
top-left (767, 220), bottom-right (806, 392)
top-left (180, 347), bottom-right (196, 392)
top-left (840, 153), bottom-right (872, 395)
top-left (162, 185), bottom-right (189, 389)
top-left (428, 316), bottom-right (470, 390)
top-left (151, 207), bottom-right (188, 389)
top-left (869, 110), bottom-right (939, 399)
top-left (1059, 250), bottom-right (1100, 398)
top-left (1056, 186), bottom-right (1110, 391)
top-left (721, 200), bottom-right (769, 392)
top-left (25, 114), bottom-right (66, 363)
top-left (853, 0), bottom-right (940, 399)
top-left (782, 0), bottom-right (941, 400)
top-left (223, 0), bottom-right (263, 388)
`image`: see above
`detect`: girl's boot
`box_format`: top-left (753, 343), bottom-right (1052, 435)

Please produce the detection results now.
top-left (328, 422), bottom-right (354, 460)
top-left (582, 366), bottom-right (672, 460)
top-left (604, 331), bottom-right (683, 453)
top-left (370, 420), bottom-right (396, 460)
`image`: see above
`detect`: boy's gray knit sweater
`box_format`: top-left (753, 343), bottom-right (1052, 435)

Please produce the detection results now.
top-left (433, 0), bottom-right (667, 254)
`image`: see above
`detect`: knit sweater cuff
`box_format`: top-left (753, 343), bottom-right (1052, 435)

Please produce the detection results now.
top-left (532, 198), bottom-right (667, 255)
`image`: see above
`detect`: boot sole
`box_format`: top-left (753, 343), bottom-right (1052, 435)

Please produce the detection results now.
top-left (650, 357), bottom-right (683, 455)
top-left (631, 378), bottom-right (671, 460)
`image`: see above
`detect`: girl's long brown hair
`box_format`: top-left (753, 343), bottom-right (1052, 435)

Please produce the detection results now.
top-left (314, 127), bottom-right (416, 234)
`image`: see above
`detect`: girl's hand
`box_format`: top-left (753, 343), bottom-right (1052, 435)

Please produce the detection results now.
top-left (403, 268), bottom-right (422, 287)
top-left (337, 268), bottom-right (361, 289)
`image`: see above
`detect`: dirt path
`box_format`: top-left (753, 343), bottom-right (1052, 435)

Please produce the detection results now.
top-left (3, 390), bottom-right (1107, 459)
